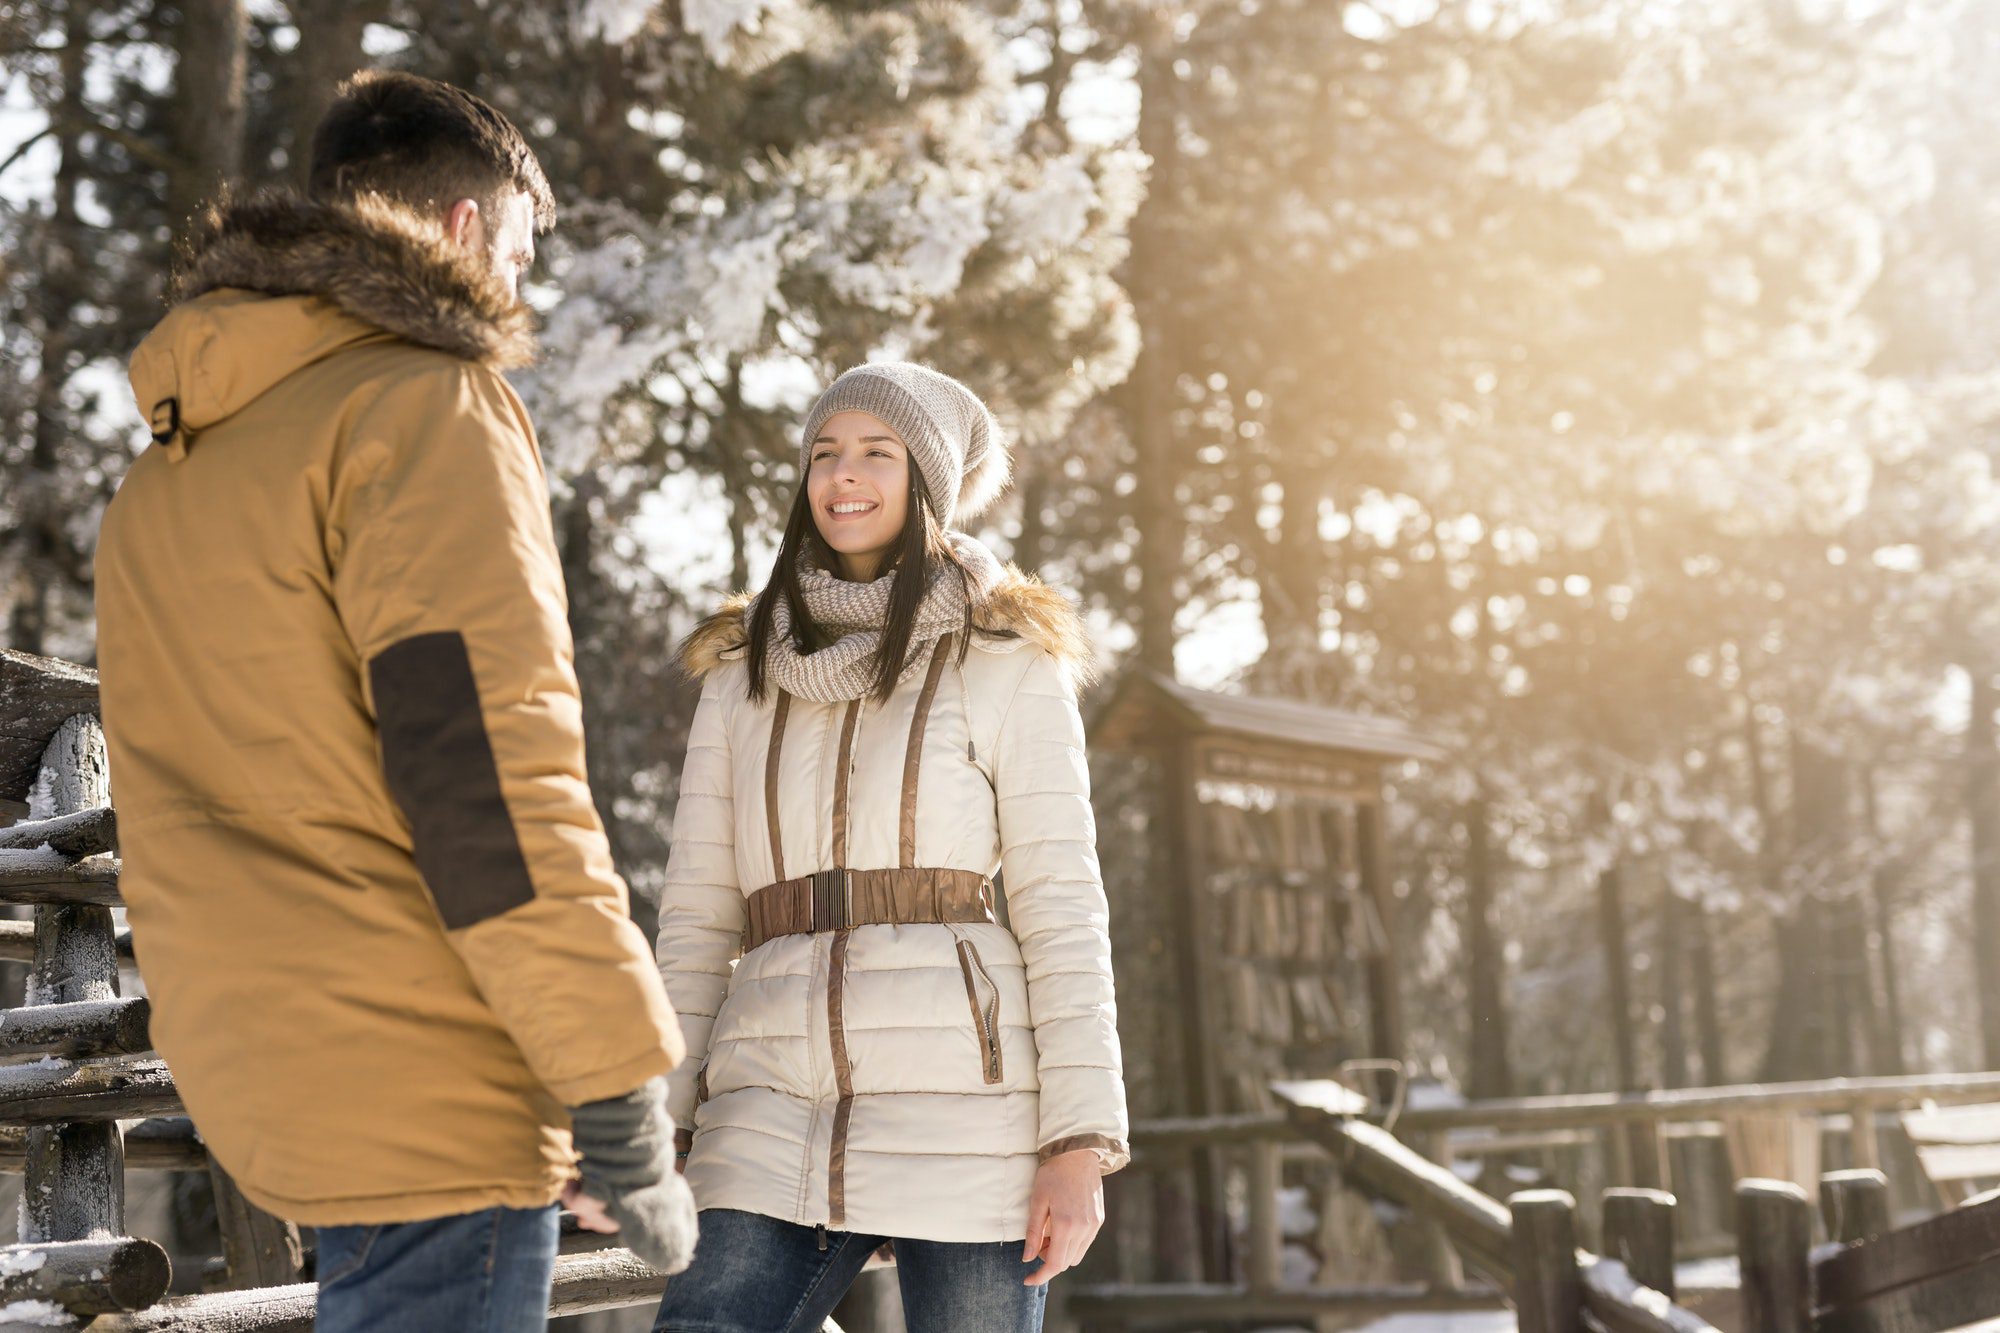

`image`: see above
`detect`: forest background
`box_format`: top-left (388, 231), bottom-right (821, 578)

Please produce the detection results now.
top-left (5, 0), bottom-right (1999, 1138)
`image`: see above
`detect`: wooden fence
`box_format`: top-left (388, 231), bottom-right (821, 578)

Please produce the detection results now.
top-left (0, 647), bottom-right (765, 1329)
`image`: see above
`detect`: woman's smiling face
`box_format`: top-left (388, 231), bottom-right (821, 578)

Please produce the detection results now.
top-left (807, 410), bottom-right (912, 581)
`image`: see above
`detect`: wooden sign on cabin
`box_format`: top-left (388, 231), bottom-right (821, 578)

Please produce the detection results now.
top-left (1092, 672), bottom-right (1445, 1116)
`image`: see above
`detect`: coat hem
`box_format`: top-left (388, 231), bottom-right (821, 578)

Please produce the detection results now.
top-left (233, 1174), bottom-right (567, 1227)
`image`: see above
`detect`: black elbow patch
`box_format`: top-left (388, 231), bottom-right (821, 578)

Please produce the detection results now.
top-left (369, 631), bottom-right (537, 930)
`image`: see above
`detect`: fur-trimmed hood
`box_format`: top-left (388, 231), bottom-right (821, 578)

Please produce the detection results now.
top-left (174, 190), bottom-right (536, 369)
top-left (679, 566), bottom-right (1097, 691)
top-left (131, 191), bottom-right (536, 458)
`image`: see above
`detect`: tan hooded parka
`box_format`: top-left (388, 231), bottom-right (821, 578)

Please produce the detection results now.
top-left (96, 193), bottom-right (683, 1225)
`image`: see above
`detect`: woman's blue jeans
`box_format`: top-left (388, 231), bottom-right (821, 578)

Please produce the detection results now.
top-left (314, 1204), bottom-right (560, 1333)
top-left (653, 1207), bottom-right (1048, 1333)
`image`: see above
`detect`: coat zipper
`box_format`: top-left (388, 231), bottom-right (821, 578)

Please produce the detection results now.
top-left (956, 939), bottom-right (1004, 1085)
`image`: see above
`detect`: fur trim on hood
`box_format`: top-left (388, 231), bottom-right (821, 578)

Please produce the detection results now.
top-left (680, 567), bottom-right (1097, 692)
top-left (173, 189), bottom-right (537, 371)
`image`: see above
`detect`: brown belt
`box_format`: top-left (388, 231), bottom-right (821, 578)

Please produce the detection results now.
top-left (743, 867), bottom-right (995, 952)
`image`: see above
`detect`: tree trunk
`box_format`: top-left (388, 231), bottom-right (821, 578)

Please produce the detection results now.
top-left (167, 0), bottom-right (247, 237)
top-left (719, 360), bottom-right (752, 593)
top-left (1659, 883), bottom-right (1691, 1089)
top-left (1596, 861), bottom-right (1640, 1093)
top-left (287, 0), bottom-right (377, 185)
top-left (1690, 900), bottom-right (1727, 1085)
top-left (1464, 797), bottom-right (1512, 1100)
top-left (1126, 12), bottom-right (1181, 679)
top-left (1861, 771), bottom-right (1908, 1075)
top-left (1746, 704), bottom-right (1829, 1081)
top-left (1015, 465), bottom-right (1049, 578)
top-left (1968, 663), bottom-right (2000, 1066)
top-left (10, 0), bottom-right (92, 656)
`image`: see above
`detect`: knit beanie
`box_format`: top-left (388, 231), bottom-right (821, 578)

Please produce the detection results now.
top-left (798, 363), bottom-right (1011, 525)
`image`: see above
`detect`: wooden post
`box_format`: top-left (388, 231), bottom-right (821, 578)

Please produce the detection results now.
top-left (1596, 861), bottom-right (1640, 1096)
top-left (1166, 736), bottom-right (1227, 1281)
top-left (1601, 1187), bottom-right (1677, 1299)
top-left (1510, 1190), bottom-right (1584, 1333)
top-left (1411, 1129), bottom-right (1466, 1290)
top-left (1622, 1119), bottom-right (1668, 1192)
top-left (1737, 1178), bottom-right (1812, 1333)
top-left (1847, 1102), bottom-right (1881, 1172)
top-left (1356, 798), bottom-right (1406, 1076)
top-left (20, 715), bottom-right (125, 1245)
top-left (1246, 1138), bottom-right (1282, 1294)
top-left (1819, 1168), bottom-right (1891, 1246)
top-left (208, 1161), bottom-right (305, 1288)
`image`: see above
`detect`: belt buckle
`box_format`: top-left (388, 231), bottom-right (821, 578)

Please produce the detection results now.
top-left (812, 868), bottom-right (852, 932)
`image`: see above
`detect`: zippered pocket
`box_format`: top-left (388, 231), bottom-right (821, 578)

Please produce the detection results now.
top-left (955, 939), bottom-right (1004, 1085)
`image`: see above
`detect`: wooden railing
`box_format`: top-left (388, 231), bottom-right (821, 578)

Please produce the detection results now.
top-left (1090, 1071), bottom-right (2000, 1331)
top-left (0, 648), bottom-right (845, 1330)
top-left (1074, 1082), bottom-right (1724, 1331)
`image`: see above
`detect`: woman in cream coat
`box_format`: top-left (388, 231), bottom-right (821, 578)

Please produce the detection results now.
top-left (651, 363), bottom-right (1127, 1332)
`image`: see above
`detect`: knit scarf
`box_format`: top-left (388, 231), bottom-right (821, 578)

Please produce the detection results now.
top-left (754, 532), bottom-right (1005, 703)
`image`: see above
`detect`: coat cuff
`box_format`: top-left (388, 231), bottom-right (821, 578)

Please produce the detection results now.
top-left (546, 1043), bottom-right (676, 1108)
top-left (1039, 1133), bottom-right (1131, 1175)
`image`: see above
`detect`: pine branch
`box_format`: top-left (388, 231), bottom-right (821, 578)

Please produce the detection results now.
top-left (0, 126), bottom-right (53, 179)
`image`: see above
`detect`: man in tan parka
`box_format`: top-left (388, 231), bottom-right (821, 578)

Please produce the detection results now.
top-left (95, 72), bottom-right (694, 1330)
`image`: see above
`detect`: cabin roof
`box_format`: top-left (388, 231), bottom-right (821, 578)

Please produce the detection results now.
top-left (1091, 670), bottom-right (1447, 764)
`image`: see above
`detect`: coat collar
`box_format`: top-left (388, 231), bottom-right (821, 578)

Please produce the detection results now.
top-left (680, 566), bottom-right (1097, 693)
top-left (173, 189), bottom-right (536, 371)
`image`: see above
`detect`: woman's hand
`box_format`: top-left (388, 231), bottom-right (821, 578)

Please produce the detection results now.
top-left (674, 1128), bottom-right (693, 1176)
top-left (1022, 1149), bottom-right (1106, 1287)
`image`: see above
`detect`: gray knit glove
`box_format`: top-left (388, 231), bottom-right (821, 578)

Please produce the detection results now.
top-left (568, 1076), bottom-right (699, 1275)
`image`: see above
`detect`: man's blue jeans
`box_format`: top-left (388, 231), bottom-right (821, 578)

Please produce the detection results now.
top-left (315, 1204), bottom-right (560, 1333)
top-left (653, 1207), bottom-right (1047, 1333)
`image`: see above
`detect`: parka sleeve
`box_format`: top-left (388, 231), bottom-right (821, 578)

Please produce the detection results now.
top-left (993, 650), bottom-right (1130, 1172)
top-left (654, 672), bottom-right (746, 1131)
top-left (328, 361), bottom-right (684, 1107)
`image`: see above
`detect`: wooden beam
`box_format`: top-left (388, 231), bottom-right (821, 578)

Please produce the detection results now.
top-left (1815, 1188), bottom-right (2000, 1310)
top-left (93, 1250), bottom-right (850, 1330)
top-left (0, 807), bottom-right (115, 857)
top-left (1274, 1082), bottom-right (1725, 1333)
top-left (0, 1118), bottom-right (203, 1173)
top-left (1817, 1248), bottom-right (2000, 1333)
top-left (0, 1057), bottom-right (182, 1125)
top-left (0, 996), bottom-right (150, 1059)
top-left (0, 918), bottom-right (135, 964)
top-left (1064, 1282), bottom-right (1506, 1322)
top-left (0, 848), bottom-right (121, 905)
top-left (0, 1236), bottom-right (170, 1315)
top-left (1394, 1071), bottom-right (2000, 1134)
top-left (1276, 1082), bottom-right (1513, 1279)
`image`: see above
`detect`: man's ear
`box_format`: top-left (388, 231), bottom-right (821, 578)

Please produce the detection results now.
top-left (446, 198), bottom-right (483, 250)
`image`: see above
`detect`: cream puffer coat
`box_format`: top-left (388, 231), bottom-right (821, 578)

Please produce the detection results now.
top-left (656, 572), bottom-right (1129, 1244)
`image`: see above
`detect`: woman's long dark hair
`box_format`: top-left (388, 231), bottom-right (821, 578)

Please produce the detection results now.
top-left (747, 463), bottom-right (975, 705)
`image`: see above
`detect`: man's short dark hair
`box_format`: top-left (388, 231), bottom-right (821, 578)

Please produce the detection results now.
top-left (309, 71), bottom-right (555, 231)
